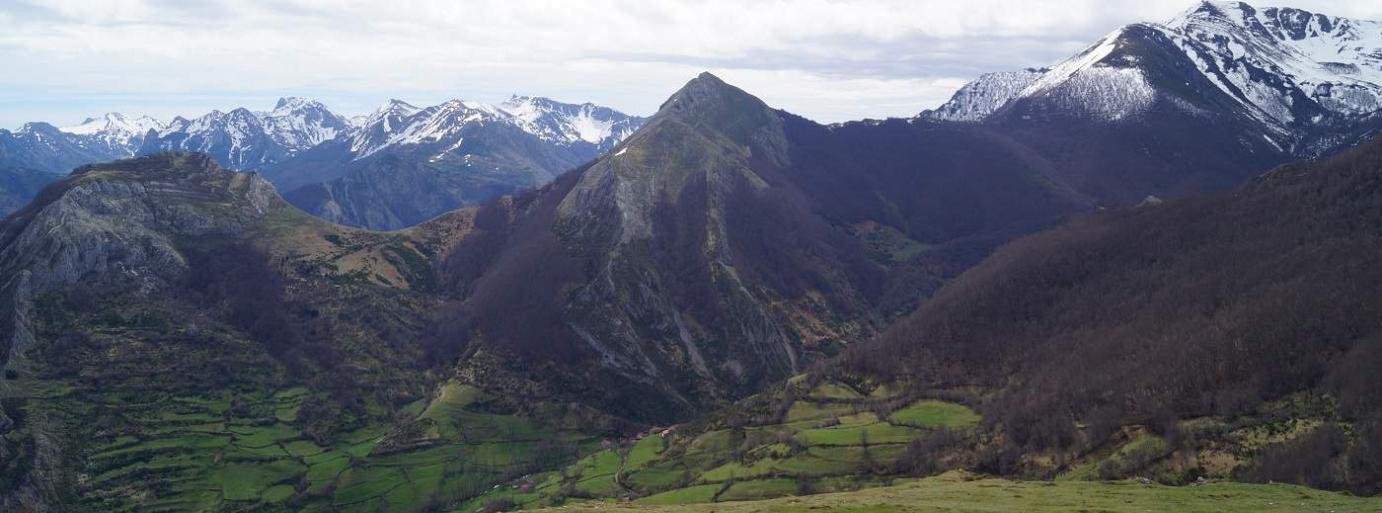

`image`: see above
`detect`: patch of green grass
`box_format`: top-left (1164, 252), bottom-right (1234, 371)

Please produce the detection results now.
top-left (796, 422), bottom-right (919, 446)
top-left (372, 444), bottom-right (460, 467)
top-left (784, 401), bottom-right (855, 423)
top-left (92, 433), bottom-right (231, 463)
top-left (770, 452), bottom-right (861, 476)
top-left (718, 478), bottom-right (799, 502)
top-left (230, 423), bottom-right (301, 448)
top-left (261, 484), bottom-right (296, 503)
top-left (636, 484), bottom-right (722, 505)
top-left (307, 454), bottom-right (351, 491)
top-left (333, 466), bottom-right (407, 506)
top-left (700, 459), bottom-right (778, 482)
top-left (626, 463), bottom-right (690, 490)
top-left (685, 430), bottom-right (734, 456)
top-left (576, 472), bottom-right (623, 496)
top-left (576, 450), bottom-right (622, 479)
top-left (626, 436), bottom-right (665, 468)
top-left (888, 400), bottom-right (981, 429)
top-left (284, 439), bottom-right (325, 458)
top-left (213, 460), bottom-right (306, 501)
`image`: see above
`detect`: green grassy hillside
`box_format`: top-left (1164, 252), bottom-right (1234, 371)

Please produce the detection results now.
top-left (461, 377), bottom-right (983, 511)
top-left (531, 472), bottom-right (1382, 513)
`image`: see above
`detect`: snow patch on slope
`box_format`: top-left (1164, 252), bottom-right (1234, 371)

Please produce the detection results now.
top-left (59, 112), bottom-right (165, 150)
top-left (259, 97), bottom-right (350, 149)
top-left (927, 1), bottom-right (1382, 131)
top-left (348, 95), bottom-right (643, 160)
top-left (1020, 27), bottom-right (1159, 121)
top-left (1163, 1), bottom-right (1382, 126)
top-left (926, 69), bottom-right (1046, 122)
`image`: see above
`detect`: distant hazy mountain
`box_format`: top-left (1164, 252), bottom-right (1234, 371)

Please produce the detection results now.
top-left (267, 95), bottom-right (644, 229)
top-left (138, 97), bottom-right (352, 172)
top-left (0, 96), bottom-right (643, 222)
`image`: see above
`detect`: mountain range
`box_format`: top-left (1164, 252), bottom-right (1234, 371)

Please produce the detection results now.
top-left (3, 1), bottom-right (1382, 512)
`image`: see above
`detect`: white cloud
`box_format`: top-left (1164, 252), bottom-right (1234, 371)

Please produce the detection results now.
top-left (1, 0), bottom-right (1380, 127)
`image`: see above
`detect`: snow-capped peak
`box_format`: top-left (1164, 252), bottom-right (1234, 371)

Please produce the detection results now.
top-left (923, 69), bottom-right (1047, 122)
top-left (271, 96), bottom-right (324, 114)
top-left (1159, 1), bottom-right (1382, 124)
top-left (347, 95), bottom-right (642, 159)
top-left (58, 112), bottom-right (166, 150)
top-left (258, 97), bottom-right (351, 149)
top-left (378, 99), bottom-right (420, 116)
top-left (500, 95), bottom-right (633, 145)
top-left (59, 112), bottom-right (164, 136)
top-left (926, 1), bottom-right (1382, 134)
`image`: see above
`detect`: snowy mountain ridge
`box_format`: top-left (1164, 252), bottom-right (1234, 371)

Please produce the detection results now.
top-left (36, 93), bottom-right (642, 172)
top-left (348, 95), bottom-right (643, 159)
top-left (924, 1), bottom-right (1382, 141)
top-left (58, 113), bottom-right (166, 150)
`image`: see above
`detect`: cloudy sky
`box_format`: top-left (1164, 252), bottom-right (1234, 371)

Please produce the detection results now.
top-left (3, 0), bottom-right (1382, 128)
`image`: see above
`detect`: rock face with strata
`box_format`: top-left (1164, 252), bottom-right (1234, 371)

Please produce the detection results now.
top-left (0, 153), bottom-right (276, 297)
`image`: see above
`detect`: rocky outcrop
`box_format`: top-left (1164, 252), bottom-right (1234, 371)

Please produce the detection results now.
top-left (0, 153), bottom-right (276, 291)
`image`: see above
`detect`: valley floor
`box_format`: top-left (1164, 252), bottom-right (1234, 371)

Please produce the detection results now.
top-left (532, 472), bottom-right (1382, 513)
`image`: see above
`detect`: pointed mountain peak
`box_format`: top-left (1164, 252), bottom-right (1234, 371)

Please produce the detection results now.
top-left (272, 96), bottom-right (322, 112)
top-left (1169, 0), bottom-right (1253, 26)
top-left (663, 72), bottom-right (734, 105)
top-left (363, 99), bottom-right (419, 120)
top-left (656, 72), bottom-right (775, 127)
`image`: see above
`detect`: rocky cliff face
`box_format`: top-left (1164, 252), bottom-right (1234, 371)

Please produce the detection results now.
top-left (0, 153), bottom-right (276, 296)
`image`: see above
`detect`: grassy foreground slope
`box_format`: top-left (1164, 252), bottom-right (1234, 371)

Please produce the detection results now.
top-left (537, 472), bottom-right (1382, 513)
top-left (459, 377), bottom-right (984, 511)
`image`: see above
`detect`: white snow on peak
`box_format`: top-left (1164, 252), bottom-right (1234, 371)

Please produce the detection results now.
top-left (1161, 1), bottom-right (1382, 124)
top-left (924, 69), bottom-right (1046, 122)
top-left (501, 95), bottom-right (620, 145)
top-left (347, 95), bottom-right (640, 160)
top-left (260, 97), bottom-right (349, 149)
top-left (58, 112), bottom-right (165, 150)
top-left (926, 1), bottom-right (1382, 130)
top-left (1014, 26), bottom-right (1158, 121)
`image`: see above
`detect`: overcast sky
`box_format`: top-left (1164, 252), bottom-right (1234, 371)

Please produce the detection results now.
top-left (3, 0), bottom-right (1382, 129)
